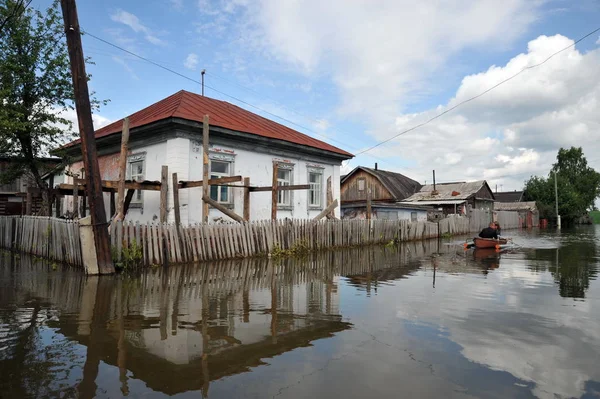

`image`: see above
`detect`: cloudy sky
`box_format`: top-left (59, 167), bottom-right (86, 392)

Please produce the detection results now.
top-left (38, 0), bottom-right (600, 191)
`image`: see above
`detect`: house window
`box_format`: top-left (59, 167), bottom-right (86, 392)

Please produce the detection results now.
top-left (127, 153), bottom-right (146, 204)
top-left (210, 160), bottom-right (231, 203)
top-left (308, 169), bottom-right (323, 208)
top-left (277, 168), bottom-right (292, 207)
top-left (411, 211), bottom-right (417, 222)
top-left (357, 178), bottom-right (365, 191)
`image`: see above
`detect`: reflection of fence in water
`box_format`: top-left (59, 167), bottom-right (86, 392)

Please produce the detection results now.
top-left (1, 241), bottom-right (460, 313)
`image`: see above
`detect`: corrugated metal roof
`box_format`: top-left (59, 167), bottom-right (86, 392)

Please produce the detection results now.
top-left (341, 166), bottom-right (421, 201)
top-left (400, 199), bottom-right (466, 205)
top-left (342, 201), bottom-right (433, 210)
top-left (494, 191), bottom-right (524, 202)
top-left (403, 180), bottom-right (490, 202)
top-left (65, 90), bottom-right (353, 157)
top-left (494, 201), bottom-right (537, 211)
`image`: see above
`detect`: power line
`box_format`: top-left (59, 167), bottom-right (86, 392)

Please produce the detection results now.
top-left (354, 26), bottom-right (600, 156)
top-left (81, 30), bottom-right (365, 151)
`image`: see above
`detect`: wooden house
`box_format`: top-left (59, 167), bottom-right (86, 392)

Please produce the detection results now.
top-left (402, 180), bottom-right (495, 215)
top-left (0, 157), bottom-right (61, 215)
top-left (340, 165), bottom-right (428, 220)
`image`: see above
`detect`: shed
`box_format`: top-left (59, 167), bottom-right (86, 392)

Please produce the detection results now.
top-left (402, 180), bottom-right (495, 215)
top-left (340, 165), bottom-right (421, 203)
top-left (494, 201), bottom-right (539, 228)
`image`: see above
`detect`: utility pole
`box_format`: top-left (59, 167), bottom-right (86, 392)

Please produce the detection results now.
top-left (61, 0), bottom-right (114, 274)
top-left (554, 171), bottom-right (561, 229)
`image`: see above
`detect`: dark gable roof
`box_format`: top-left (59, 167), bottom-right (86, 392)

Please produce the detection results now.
top-left (342, 166), bottom-right (422, 201)
top-left (494, 191), bottom-right (524, 202)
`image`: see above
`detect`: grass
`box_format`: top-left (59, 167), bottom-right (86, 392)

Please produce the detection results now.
top-left (590, 211), bottom-right (600, 224)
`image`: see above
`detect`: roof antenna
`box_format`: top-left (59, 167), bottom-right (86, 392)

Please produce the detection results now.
top-left (201, 69), bottom-right (206, 96)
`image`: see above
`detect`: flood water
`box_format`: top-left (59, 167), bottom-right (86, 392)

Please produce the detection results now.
top-left (1, 227), bottom-right (600, 398)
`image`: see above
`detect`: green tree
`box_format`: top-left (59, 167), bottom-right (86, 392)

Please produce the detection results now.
top-left (0, 0), bottom-right (103, 212)
top-left (524, 147), bottom-right (600, 224)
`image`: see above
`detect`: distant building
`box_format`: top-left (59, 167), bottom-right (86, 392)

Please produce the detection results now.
top-left (340, 165), bottom-right (428, 221)
top-left (0, 157), bottom-right (61, 215)
top-left (494, 201), bottom-right (539, 228)
top-left (494, 190), bottom-right (524, 202)
top-left (402, 180), bottom-right (496, 215)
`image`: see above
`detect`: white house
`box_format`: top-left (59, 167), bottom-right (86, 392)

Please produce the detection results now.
top-left (60, 90), bottom-right (353, 224)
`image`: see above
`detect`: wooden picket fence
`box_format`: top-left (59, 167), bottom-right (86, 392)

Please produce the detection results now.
top-left (0, 216), bottom-right (82, 266)
top-left (110, 218), bottom-right (461, 266)
top-left (0, 213), bottom-right (514, 269)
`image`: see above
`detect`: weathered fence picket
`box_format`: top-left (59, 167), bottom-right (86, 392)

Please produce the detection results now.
top-left (0, 212), bottom-right (515, 269)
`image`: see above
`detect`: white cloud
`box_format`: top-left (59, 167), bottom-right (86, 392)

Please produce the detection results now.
top-left (184, 53), bottom-right (199, 70)
top-left (361, 34), bottom-right (600, 191)
top-left (232, 0), bottom-right (541, 123)
top-left (188, 3), bottom-right (600, 192)
top-left (110, 10), bottom-right (167, 46)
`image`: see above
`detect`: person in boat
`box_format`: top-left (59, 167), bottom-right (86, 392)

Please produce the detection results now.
top-left (495, 222), bottom-right (502, 237)
top-left (478, 222), bottom-right (499, 239)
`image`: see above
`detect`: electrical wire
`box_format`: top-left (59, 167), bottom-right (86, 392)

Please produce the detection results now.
top-left (354, 26), bottom-right (600, 156)
top-left (80, 30), bottom-right (365, 151)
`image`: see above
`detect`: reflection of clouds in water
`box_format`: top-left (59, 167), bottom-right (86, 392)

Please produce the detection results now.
top-left (455, 311), bottom-right (600, 399)
top-left (396, 255), bottom-right (600, 399)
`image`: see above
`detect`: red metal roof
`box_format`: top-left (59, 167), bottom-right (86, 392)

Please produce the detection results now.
top-left (68, 90), bottom-right (352, 157)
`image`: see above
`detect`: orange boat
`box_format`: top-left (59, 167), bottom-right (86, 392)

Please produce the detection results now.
top-left (473, 237), bottom-right (508, 249)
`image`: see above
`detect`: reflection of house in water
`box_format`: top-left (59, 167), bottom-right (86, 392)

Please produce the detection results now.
top-left (3, 255), bottom-right (350, 396)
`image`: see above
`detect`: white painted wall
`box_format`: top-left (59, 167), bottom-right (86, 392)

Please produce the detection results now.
top-left (187, 141), bottom-right (341, 224)
top-left (63, 137), bottom-right (343, 224)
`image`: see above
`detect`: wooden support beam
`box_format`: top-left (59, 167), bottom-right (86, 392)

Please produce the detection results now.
top-left (55, 195), bottom-right (62, 218)
top-left (101, 180), bottom-right (161, 191)
top-left (81, 185), bottom-right (87, 217)
top-left (172, 173), bottom-right (181, 226)
top-left (26, 191), bottom-right (32, 215)
top-left (122, 189), bottom-right (135, 217)
top-left (366, 182), bottom-right (372, 220)
top-left (249, 184), bottom-right (310, 192)
top-left (160, 165), bottom-right (168, 223)
top-left (115, 117), bottom-right (130, 222)
top-left (271, 163), bottom-right (278, 220)
top-left (202, 115), bottom-right (210, 223)
top-left (202, 195), bottom-right (245, 223)
top-left (178, 175), bottom-right (242, 189)
top-left (326, 176), bottom-right (335, 219)
top-left (48, 174), bottom-right (55, 216)
top-left (72, 183), bottom-right (79, 218)
top-left (313, 199), bottom-right (339, 222)
top-left (110, 192), bottom-right (116, 218)
top-left (243, 177), bottom-right (250, 221)
top-left (58, 180), bottom-right (161, 192)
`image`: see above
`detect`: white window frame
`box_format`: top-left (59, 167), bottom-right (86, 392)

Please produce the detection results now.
top-left (307, 167), bottom-right (324, 210)
top-left (209, 152), bottom-right (235, 207)
top-left (276, 162), bottom-right (294, 209)
top-left (127, 153), bottom-right (146, 206)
